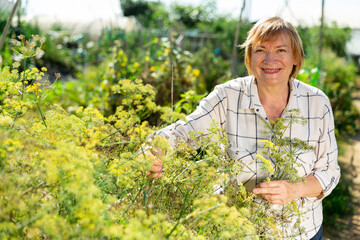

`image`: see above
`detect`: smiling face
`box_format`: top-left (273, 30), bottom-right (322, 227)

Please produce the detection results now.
top-left (250, 33), bottom-right (297, 87)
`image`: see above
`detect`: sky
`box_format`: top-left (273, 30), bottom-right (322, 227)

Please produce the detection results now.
top-left (18, 0), bottom-right (360, 28)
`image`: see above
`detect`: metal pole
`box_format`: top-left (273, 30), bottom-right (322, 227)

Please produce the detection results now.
top-left (0, 0), bottom-right (21, 53)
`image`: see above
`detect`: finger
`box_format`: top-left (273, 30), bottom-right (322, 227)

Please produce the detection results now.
top-left (147, 172), bottom-right (163, 179)
top-left (268, 199), bottom-right (287, 205)
top-left (261, 193), bottom-right (290, 205)
top-left (149, 165), bottom-right (162, 172)
top-left (258, 180), bottom-right (281, 188)
top-left (152, 161), bottom-right (163, 167)
top-left (253, 187), bottom-right (279, 195)
top-left (153, 172), bottom-right (163, 178)
top-left (258, 194), bottom-right (284, 204)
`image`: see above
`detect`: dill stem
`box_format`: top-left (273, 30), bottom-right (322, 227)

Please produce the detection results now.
top-left (11, 59), bottom-right (27, 128)
top-left (36, 101), bottom-right (47, 128)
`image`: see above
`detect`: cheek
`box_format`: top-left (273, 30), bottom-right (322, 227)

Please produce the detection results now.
top-left (251, 55), bottom-right (262, 68)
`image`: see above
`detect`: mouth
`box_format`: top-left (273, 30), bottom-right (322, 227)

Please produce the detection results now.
top-left (262, 68), bottom-right (281, 74)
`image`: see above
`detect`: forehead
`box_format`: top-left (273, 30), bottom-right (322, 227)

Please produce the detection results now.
top-left (253, 32), bottom-right (292, 47)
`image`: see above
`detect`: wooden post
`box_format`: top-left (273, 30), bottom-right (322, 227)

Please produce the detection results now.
top-left (231, 0), bottom-right (246, 77)
top-left (0, 0), bottom-right (21, 53)
top-left (319, 0), bottom-right (325, 73)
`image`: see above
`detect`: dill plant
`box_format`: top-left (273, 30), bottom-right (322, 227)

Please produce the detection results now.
top-left (250, 109), bottom-right (315, 238)
top-left (1, 34), bottom-right (59, 128)
top-left (0, 35), bottom-right (310, 240)
top-left (256, 109), bottom-right (314, 183)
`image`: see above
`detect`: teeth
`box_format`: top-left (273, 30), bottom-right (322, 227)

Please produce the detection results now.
top-left (264, 69), bottom-right (279, 72)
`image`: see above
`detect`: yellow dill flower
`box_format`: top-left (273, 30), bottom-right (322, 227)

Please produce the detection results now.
top-left (144, 56), bottom-right (150, 61)
top-left (150, 66), bottom-right (155, 72)
top-left (0, 115), bottom-right (13, 127)
top-left (259, 139), bottom-right (278, 151)
top-left (0, 149), bottom-right (5, 158)
top-left (193, 69), bottom-right (200, 77)
top-left (255, 154), bottom-right (275, 174)
top-left (12, 62), bottom-right (20, 68)
top-left (164, 48), bottom-right (170, 55)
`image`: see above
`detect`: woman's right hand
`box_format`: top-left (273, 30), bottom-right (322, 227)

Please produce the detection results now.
top-left (145, 149), bottom-right (165, 178)
top-left (147, 159), bottom-right (163, 178)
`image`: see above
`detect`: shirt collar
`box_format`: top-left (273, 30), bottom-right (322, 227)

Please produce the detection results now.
top-left (249, 77), bottom-right (300, 113)
top-left (287, 78), bottom-right (300, 110)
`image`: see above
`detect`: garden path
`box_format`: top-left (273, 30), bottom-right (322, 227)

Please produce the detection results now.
top-left (324, 86), bottom-right (360, 239)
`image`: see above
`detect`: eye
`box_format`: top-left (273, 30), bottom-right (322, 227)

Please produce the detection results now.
top-left (254, 49), bottom-right (264, 53)
top-left (278, 48), bottom-right (286, 53)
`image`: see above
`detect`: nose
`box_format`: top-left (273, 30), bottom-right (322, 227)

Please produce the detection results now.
top-left (264, 52), bottom-right (278, 64)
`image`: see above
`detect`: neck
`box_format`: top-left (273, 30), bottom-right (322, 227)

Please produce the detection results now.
top-left (256, 80), bottom-right (290, 105)
top-left (255, 79), bottom-right (290, 122)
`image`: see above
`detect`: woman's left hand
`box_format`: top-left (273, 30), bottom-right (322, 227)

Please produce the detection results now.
top-left (252, 180), bottom-right (298, 205)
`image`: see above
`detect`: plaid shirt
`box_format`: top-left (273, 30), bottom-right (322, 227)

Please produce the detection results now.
top-left (157, 76), bottom-right (340, 239)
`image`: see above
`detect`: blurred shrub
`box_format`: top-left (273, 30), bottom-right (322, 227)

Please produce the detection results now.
top-left (192, 46), bottom-right (230, 93)
top-left (171, 1), bottom-right (216, 29)
top-left (322, 50), bottom-right (359, 137)
top-left (71, 36), bottom-right (202, 113)
top-left (298, 49), bottom-right (359, 139)
top-left (323, 161), bottom-right (354, 230)
top-left (120, 0), bottom-right (170, 28)
top-left (198, 17), bottom-right (252, 66)
top-left (297, 21), bottom-right (352, 60)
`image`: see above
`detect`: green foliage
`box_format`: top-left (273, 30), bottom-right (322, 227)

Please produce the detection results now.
top-left (62, 37), bottom-right (203, 113)
top-left (173, 90), bottom-right (206, 115)
top-left (120, 0), bottom-right (170, 28)
top-left (322, 22), bottom-right (352, 57)
top-left (198, 17), bottom-right (252, 60)
top-left (38, 31), bottom-right (78, 76)
top-left (192, 47), bottom-right (231, 93)
top-left (120, 0), bottom-right (150, 17)
top-left (298, 50), bottom-right (360, 139)
top-left (297, 22), bottom-right (352, 60)
top-left (323, 162), bottom-right (354, 230)
top-left (171, 1), bottom-right (216, 29)
top-left (140, 37), bottom-right (201, 106)
top-left (322, 50), bottom-right (359, 137)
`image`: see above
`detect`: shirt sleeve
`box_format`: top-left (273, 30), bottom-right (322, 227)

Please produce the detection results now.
top-left (156, 85), bottom-right (228, 148)
top-left (308, 99), bottom-right (341, 201)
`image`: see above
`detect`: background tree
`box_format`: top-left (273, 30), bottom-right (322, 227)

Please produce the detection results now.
top-left (119, 0), bottom-right (170, 28)
top-left (171, 1), bottom-right (216, 29)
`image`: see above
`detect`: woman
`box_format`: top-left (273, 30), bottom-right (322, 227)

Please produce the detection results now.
top-left (148, 17), bottom-right (340, 239)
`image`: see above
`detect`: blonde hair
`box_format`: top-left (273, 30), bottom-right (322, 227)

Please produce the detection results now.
top-left (241, 17), bottom-right (305, 78)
